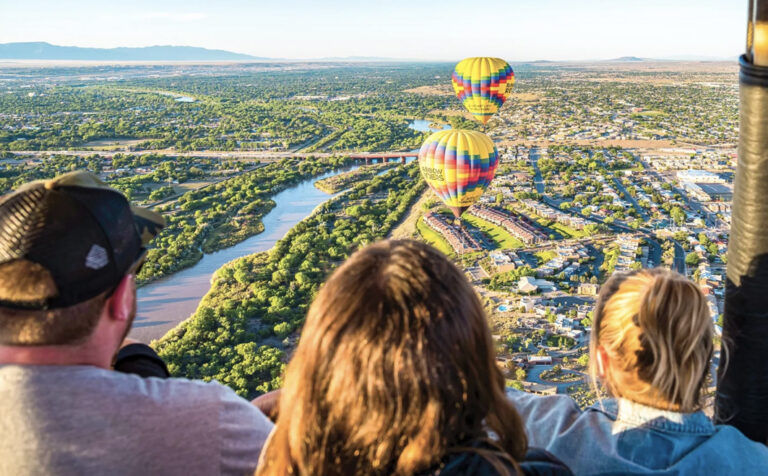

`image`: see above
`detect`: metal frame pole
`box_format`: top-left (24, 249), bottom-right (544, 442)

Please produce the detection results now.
top-left (714, 0), bottom-right (768, 442)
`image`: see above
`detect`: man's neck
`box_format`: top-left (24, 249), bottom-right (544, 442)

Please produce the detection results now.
top-left (0, 343), bottom-right (111, 369)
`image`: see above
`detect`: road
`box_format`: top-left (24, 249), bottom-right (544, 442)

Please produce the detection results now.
top-left (529, 147), bottom-right (546, 195)
top-left (673, 241), bottom-right (687, 275)
top-left (612, 177), bottom-right (650, 221)
top-left (527, 364), bottom-right (587, 394)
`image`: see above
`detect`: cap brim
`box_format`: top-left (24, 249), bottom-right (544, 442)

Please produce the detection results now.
top-left (16, 170), bottom-right (166, 246)
top-left (131, 206), bottom-right (166, 245)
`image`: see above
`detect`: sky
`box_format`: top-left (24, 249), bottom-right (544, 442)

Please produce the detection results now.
top-left (0, 0), bottom-right (747, 61)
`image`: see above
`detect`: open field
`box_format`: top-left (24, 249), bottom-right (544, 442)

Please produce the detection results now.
top-left (510, 92), bottom-right (543, 103)
top-left (404, 84), bottom-right (453, 96)
top-left (83, 138), bottom-right (146, 149)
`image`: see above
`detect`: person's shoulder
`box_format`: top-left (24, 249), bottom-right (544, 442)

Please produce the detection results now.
top-left (520, 447), bottom-right (574, 476)
top-left (506, 387), bottom-right (583, 418)
top-left (713, 424), bottom-right (768, 456)
top-left (110, 371), bottom-right (274, 472)
top-left (64, 366), bottom-right (254, 415)
top-left (425, 445), bottom-right (573, 476)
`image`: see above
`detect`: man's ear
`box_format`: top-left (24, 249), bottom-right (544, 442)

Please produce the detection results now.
top-left (107, 275), bottom-right (135, 323)
top-left (596, 345), bottom-right (609, 379)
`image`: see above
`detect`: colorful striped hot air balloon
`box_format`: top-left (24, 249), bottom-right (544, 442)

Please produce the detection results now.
top-left (418, 129), bottom-right (499, 219)
top-left (452, 57), bottom-right (515, 125)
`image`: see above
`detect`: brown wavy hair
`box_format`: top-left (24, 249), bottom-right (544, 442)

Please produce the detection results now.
top-left (256, 239), bottom-right (527, 476)
top-left (589, 268), bottom-right (713, 412)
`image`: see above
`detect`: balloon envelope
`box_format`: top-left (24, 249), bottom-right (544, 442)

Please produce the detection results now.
top-left (418, 129), bottom-right (499, 218)
top-left (452, 57), bottom-right (515, 125)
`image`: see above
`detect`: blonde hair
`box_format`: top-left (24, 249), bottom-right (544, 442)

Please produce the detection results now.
top-left (256, 240), bottom-right (526, 476)
top-left (0, 259), bottom-right (106, 345)
top-left (589, 268), bottom-right (713, 412)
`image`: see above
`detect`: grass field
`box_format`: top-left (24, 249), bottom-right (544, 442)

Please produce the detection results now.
top-left (550, 221), bottom-right (588, 239)
top-left (462, 214), bottom-right (525, 249)
top-left (416, 216), bottom-right (454, 257)
top-left (530, 215), bottom-right (586, 239)
top-left (535, 250), bottom-right (559, 265)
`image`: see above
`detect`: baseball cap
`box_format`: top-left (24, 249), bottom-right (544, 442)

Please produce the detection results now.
top-left (0, 171), bottom-right (165, 310)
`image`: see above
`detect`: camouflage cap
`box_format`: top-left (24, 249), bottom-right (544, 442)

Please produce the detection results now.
top-left (0, 170), bottom-right (165, 310)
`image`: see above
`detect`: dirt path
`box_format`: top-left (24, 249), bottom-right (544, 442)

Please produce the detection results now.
top-left (389, 189), bottom-right (430, 239)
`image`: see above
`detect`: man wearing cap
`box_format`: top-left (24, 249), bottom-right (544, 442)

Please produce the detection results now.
top-left (0, 172), bottom-right (274, 475)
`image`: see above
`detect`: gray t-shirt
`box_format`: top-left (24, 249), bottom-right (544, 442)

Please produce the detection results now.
top-left (0, 365), bottom-right (274, 476)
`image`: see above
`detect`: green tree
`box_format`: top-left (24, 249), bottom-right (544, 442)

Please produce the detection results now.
top-left (273, 322), bottom-right (291, 338)
top-left (685, 252), bottom-right (701, 267)
top-left (670, 206), bottom-right (686, 226)
top-left (515, 368), bottom-right (527, 381)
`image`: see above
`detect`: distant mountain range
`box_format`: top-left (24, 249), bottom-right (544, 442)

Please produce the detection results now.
top-left (609, 56), bottom-right (645, 62)
top-left (606, 55), bottom-right (735, 62)
top-left (0, 42), bottom-right (736, 63)
top-left (0, 42), bottom-right (264, 61)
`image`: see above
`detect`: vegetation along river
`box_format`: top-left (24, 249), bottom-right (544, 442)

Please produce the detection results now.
top-left (130, 167), bottom-right (357, 343)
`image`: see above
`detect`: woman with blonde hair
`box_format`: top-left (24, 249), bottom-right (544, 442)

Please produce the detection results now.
top-left (255, 240), bottom-right (570, 476)
top-left (508, 267), bottom-right (768, 474)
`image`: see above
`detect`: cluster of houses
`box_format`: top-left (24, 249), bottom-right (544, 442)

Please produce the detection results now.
top-left (520, 199), bottom-right (588, 230)
top-left (468, 205), bottom-right (547, 245)
top-left (517, 296), bottom-right (592, 342)
top-left (643, 150), bottom-right (736, 172)
top-left (536, 245), bottom-right (590, 279)
top-left (614, 234), bottom-right (644, 272)
top-left (489, 250), bottom-right (525, 273)
top-left (422, 212), bottom-right (482, 254)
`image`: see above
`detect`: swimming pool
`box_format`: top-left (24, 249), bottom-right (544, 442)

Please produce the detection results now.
top-left (498, 305), bottom-right (510, 312)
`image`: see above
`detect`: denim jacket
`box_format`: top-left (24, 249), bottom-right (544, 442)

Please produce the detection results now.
top-left (507, 389), bottom-right (768, 475)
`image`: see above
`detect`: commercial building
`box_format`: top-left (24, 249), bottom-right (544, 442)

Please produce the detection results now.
top-left (696, 183), bottom-right (734, 201)
top-left (676, 169), bottom-right (725, 183)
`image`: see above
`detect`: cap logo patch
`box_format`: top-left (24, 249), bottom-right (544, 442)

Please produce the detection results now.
top-left (85, 245), bottom-right (109, 270)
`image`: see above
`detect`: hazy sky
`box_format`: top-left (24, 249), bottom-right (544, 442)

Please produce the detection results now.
top-left (0, 0), bottom-right (747, 61)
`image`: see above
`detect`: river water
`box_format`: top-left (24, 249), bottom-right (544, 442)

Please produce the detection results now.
top-left (129, 167), bottom-right (355, 343)
top-left (408, 119), bottom-right (451, 133)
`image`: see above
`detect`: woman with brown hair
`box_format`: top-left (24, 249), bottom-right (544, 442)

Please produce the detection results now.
top-left (255, 240), bottom-right (570, 476)
top-left (508, 268), bottom-right (768, 474)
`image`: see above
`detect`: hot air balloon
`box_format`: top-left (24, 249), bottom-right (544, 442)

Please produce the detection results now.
top-left (452, 57), bottom-right (515, 125)
top-left (418, 129), bottom-right (499, 219)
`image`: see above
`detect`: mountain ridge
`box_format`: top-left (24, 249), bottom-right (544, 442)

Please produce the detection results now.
top-left (0, 42), bottom-right (263, 61)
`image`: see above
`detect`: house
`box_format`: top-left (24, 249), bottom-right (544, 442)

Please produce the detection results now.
top-left (518, 276), bottom-right (557, 293)
top-left (527, 355), bottom-right (553, 366)
top-left (578, 283), bottom-right (600, 296)
top-left (489, 250), bottom-right (517, 273)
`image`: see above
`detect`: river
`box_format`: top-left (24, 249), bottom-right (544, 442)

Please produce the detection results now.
top-left (129, 167), bottom-right (356, 343)
top-left (408, 119), bottom-right (451, 133)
